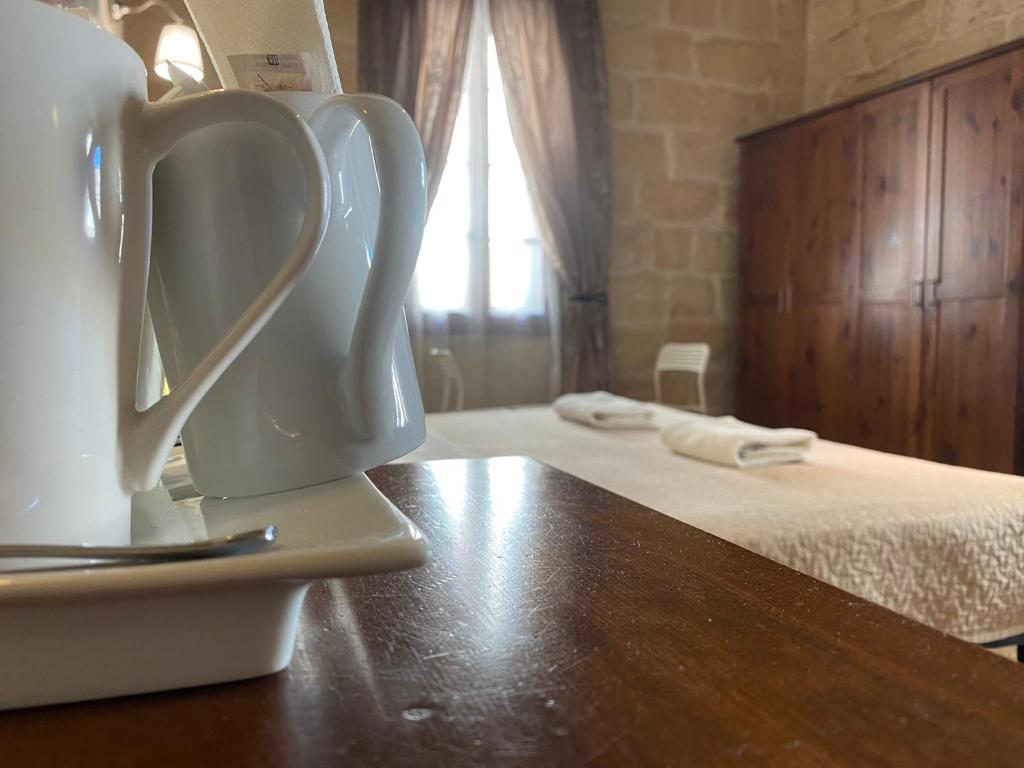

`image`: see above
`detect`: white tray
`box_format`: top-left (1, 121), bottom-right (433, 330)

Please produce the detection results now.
top-left (0, 465), bottom-right (429, 710)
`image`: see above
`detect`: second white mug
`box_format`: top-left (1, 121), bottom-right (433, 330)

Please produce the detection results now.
top-left (149, 92), bottom-right (428, 498)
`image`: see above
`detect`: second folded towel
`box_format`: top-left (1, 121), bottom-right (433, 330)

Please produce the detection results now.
top-left (553, 391), bottom-right (657, 429)
top-left (661, 414), bottom-right (816, 468)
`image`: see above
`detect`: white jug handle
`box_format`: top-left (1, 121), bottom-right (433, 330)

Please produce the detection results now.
top-left (309, 94), bottom-right (427, 437)
top-left (119, 91), bottom-right (331, 492)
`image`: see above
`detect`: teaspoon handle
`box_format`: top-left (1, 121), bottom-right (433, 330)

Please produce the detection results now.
top-left (0, 526), bottom-right (277, 561)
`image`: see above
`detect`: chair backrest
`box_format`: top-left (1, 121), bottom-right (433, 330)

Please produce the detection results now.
top-left (653, 343), bottom-right (710, 411)
top-left (428, 347), bottom-right (465, 412)
top-left (655, 343), bottom-right (710, 374)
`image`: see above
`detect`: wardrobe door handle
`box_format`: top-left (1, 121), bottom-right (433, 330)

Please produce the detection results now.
top-left (786, 286), bottom-right (793, 311)
top-left (912, 280), bottom-right (924, 307)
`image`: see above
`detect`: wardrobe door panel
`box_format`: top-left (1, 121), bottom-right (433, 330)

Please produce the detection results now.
top-left (858, 85), bottom-right (929, 303)
top-left (739, 133), bottom-right (801, 299)
top-left (786, 108), bottom-right (860, 442)
top-left (853, 84), bottom-right (930, 456)
top-left (935, 61), bottom-right (1017, 301)
top-left (788, 303), bottom-right (856, 441)
top-left (927, 300), bottom-right (1017, 470)
top-left (792, 109), bottom-right (860, 305)
top-left (738, 131), bottom-right (802, 427)
top-left (923, 50), bottom-right (1024, 473)
top-left (737, 301), bottom-right (793, 428)
top-left (854, 303), bottom-right (922, 454)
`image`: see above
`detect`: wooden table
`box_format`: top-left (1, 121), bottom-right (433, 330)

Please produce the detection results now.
top-left (3, 457), bottom-right (1024, 766)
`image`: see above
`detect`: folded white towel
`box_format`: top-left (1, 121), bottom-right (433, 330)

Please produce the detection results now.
top-left (553, 391), bottom-right (657, 429)
top-left (661, 414), bottom-right (816, 468)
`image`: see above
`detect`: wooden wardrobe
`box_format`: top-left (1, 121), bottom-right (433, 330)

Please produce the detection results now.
top-left (737, 44), bottom-right (1024, 474)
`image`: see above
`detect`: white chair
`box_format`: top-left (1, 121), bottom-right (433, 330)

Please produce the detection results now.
top-left (428, 347), bottom-right (465, 412)
top-left (653, 343), bottom-right (710, 413)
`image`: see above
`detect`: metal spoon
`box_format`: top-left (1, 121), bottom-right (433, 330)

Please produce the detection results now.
top-left (0, 526), bottom-right (277, 562)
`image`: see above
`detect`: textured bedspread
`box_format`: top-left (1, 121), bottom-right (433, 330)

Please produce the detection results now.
top-left (398, 405), bottom-right (1024, 643)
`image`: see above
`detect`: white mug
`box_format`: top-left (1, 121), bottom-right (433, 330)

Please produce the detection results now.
top-left (0, 0), bottom-right (330, 548)
top-left (149, 92), bottom-right (427, 497)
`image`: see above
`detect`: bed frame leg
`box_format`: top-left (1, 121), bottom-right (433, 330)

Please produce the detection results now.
top-left (1017, 645), bottom-right (1024, 663)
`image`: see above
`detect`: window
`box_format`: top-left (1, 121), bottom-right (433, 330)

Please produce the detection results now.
top-left (415, 1), bottom-right (547, 318)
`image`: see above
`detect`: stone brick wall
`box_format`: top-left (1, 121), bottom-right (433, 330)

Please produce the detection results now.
top-left (806, 0), bottom-right (1024, 110)
top-left (602, 0), bottom-right (807, 412)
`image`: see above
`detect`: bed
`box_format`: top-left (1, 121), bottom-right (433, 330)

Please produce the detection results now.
top-left (397, 404), bottom-right (1024, 645)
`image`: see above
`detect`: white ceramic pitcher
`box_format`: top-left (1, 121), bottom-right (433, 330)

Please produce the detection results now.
top-left (0, 0), bottom-right (330, 547)
top-left (149, 92), bottom-right (427, 498)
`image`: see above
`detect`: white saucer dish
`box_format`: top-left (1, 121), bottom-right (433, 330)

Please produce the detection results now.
top-left (0, 465), bottom-right (429, 710)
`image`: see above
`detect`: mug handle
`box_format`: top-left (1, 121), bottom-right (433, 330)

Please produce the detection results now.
top-left (309, 95), bottom-right (427, 437)
top-left (119, 91), bottom-right (331, 492)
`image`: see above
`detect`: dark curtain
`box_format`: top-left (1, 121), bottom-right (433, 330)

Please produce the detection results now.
top-left (489, 0), bottom-right (613, 392)
top-left (358, 0), bottom-right (475, 206)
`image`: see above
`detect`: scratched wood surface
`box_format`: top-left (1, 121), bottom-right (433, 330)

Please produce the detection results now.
top-left (3, 457), bottom-right (1024, 767)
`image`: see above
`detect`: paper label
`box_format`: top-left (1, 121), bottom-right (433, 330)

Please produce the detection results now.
top-left (227, 52), bottom-right (325, 92)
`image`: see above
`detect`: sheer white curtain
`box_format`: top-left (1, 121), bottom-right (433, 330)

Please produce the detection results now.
top-left (406, 0), bottom-right (561, 412)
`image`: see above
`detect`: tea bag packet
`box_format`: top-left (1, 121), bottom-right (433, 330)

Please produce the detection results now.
top-left (183, 0), bottom-right (343, 93)
top-left (228, 52), bottom-right (329, 93)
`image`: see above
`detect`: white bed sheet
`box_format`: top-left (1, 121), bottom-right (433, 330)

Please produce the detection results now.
top-left (398, 405), bottom-right (1024, 644)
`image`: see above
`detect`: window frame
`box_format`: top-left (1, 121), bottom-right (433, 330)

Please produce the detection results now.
top-left (416, 0), bottom-right (550, 330)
